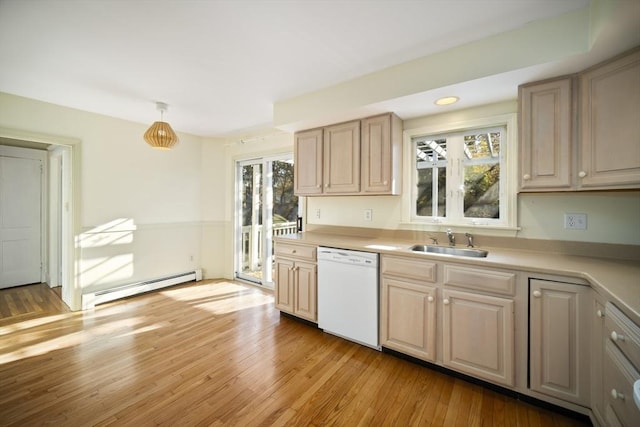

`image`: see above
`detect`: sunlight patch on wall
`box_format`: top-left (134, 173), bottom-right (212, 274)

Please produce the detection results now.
top-left (78, 218), bottom-right (135, 286)
top-left (78, 218), bottom-right (136, 248)
top-left (80, 254), bottom-right (134, 286)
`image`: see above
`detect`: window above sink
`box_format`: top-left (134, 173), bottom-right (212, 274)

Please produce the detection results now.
top-left (402, 113), bottom-right (518, 232)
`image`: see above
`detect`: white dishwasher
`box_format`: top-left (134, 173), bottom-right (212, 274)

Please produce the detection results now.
top-left (317, 246), bottom-right (380, 350)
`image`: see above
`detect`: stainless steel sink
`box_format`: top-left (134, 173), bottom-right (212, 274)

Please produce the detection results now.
top-left (409, 244), bottom-right (488, 258)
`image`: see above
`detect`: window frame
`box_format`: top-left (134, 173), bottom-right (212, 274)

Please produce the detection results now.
top-left (402, 113), bottom-right (518, 233)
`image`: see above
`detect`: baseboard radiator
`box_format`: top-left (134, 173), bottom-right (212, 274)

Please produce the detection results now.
top-left (82, 269), bottom-right (203, 309)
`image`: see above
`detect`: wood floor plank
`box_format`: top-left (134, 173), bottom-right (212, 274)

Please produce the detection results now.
top-left (0, 280), bottom-right (591, 426)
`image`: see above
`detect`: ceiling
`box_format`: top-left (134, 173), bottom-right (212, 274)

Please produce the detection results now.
top-left (0, 0), bottom-right (638, 138)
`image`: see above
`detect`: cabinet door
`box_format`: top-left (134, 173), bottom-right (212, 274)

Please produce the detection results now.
top-left (519, 77), bottom-right (573, 191)
top-left (529, 279), bottom-right (589, 406)
top-left (361, 114), bottom-right (399, 194)
top-left (323, 120), bottom-right (360, 193)
top-left (442, 289), bottom-right (514, 387)
top-left (294, 128), bottom-right (323, 195)
top-left (274, 259), bottom-right (295, 313)
top-left (381, 277), bottom-right (437, 362)
top-left (579, 48), bottom-right (640, 189)
top-left (294, 261), bottom-right (317, 322)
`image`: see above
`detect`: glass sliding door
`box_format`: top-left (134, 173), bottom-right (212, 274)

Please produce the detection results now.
top-left (235, 154), bottom-right (298, 287)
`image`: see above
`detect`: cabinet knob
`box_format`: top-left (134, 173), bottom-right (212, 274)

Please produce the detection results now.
top-left (427, 296), bottom-right (434, 302)
top-left (383, 180), bottom-right (388, 185)
top-left (291, 250), bottom-right (296, 254)
top-left (596, 309), bottom-right (604, 318)
top-left (532, 290), bottom-right (542, 298)
top-left (611, 389), bottom-right (625, 400)
top-left (443, 298), bottom-right (450, 305)
top-left (611, 331), bottom-right (625, 342)
top-left (523, 174), bottom-right (531, 181)
top-left (316, 184), bottom-right (321, 188)
top-left (578, 171), bottom-right (587, 178)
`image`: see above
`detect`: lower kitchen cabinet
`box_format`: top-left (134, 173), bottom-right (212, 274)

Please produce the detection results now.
top-left (529, 278), bottom-right (590, 406)
top-left (381, 277), bottom-right (437, 361)
top-left (274, 242), bottom-right (317, 322)
top-left (380, 255), bottom-right (438, 361)
top-left (442, 289), bottom-right (515, 387)
top-left (381, 255), bottom-right (516, 388)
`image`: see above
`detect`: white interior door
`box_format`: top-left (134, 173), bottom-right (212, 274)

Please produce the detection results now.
top-left (0, 154), bottom-right (43, 288)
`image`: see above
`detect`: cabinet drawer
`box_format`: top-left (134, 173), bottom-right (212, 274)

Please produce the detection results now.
top-left (381, 255), bottom-right (437, 283)
top-left (275, 242), bottom-right (317, 261)
top-left (443, 264), bottom-right (516, 296)
top-left (604, 340), bottom-right (640, 427)
top-left (606, 302), bottom-right (640, 368)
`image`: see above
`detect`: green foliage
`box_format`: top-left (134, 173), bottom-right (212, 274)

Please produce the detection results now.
top-left (242, 161), bottom-right (298, 226)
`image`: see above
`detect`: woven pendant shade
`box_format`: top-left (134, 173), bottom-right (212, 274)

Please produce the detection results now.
top-left (144, 102), bottom-right (179, 149)
top-left (144, 121), bottom-right (179, 150)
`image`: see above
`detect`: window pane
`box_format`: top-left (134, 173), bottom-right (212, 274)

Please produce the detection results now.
top-left (464, 164), bottom-right (500, 218)
top-left (415, 137), bottom-right (447, 217)
top-left (242, 164), bottom-right (262, 227)
top-left (416, 167), bottom-right (446, 217)
top-left (463, 132), bottom-right (500, 160)
top-left (463, 130), bottom-right (501, 219)
top-left (272, 160), bottom-right (298, 223)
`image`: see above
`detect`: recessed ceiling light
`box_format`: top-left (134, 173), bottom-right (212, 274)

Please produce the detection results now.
top-left (435, 96), bottom-right (459, 106)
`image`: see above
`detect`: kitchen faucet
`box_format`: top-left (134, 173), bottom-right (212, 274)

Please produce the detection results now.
top-left (446, 229), bottom-right (455, 246)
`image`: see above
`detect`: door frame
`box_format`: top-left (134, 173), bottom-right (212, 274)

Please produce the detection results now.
top-left (0, 127), bottom-right (82, 310)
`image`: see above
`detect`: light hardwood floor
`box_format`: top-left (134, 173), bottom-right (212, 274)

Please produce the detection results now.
top-left (0, 281), bottom-right (589, 426)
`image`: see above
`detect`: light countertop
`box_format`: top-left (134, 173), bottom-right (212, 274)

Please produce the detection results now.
top-left (277, 231), bottom-right (640, 323)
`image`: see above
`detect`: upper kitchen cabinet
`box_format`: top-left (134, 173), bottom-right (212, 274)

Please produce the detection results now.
top-left (518, 47), bottom-right (640, 192)
top-left (519, 77), bottom-right (574, 191)
top-left (294, 128), bottom-right (323, 195)
top-left (294, 113), bottom-right (403, 196)
top-left (361, 113), bottom-right (403, 195)
top-left (323, 120), bottom-right (361, 194)
top-left (579, 47), bottom-right (640, 189)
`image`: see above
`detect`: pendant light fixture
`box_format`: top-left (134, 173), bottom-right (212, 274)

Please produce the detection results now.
top-left (143, 102), bottom-right (179, 150)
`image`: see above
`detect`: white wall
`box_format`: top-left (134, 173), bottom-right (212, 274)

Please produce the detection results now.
top-left (0, 92), bottom-right (204, 306)
top-left (200, 139), bottom-right (227, 279)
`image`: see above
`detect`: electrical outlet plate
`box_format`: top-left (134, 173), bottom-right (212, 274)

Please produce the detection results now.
top-left (315, 208), bottom-right (321, 219)
top-left (364, 209), bottom-right (372, 221)
top-left (564, 213), bottom-right (587, 230)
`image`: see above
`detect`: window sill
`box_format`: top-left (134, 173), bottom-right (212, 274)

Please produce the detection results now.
top-left (397, 221), bottom-right (521, 237)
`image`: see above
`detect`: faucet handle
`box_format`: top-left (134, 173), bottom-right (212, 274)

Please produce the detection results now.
top-left (465, 232), bottom-right (474, 248)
